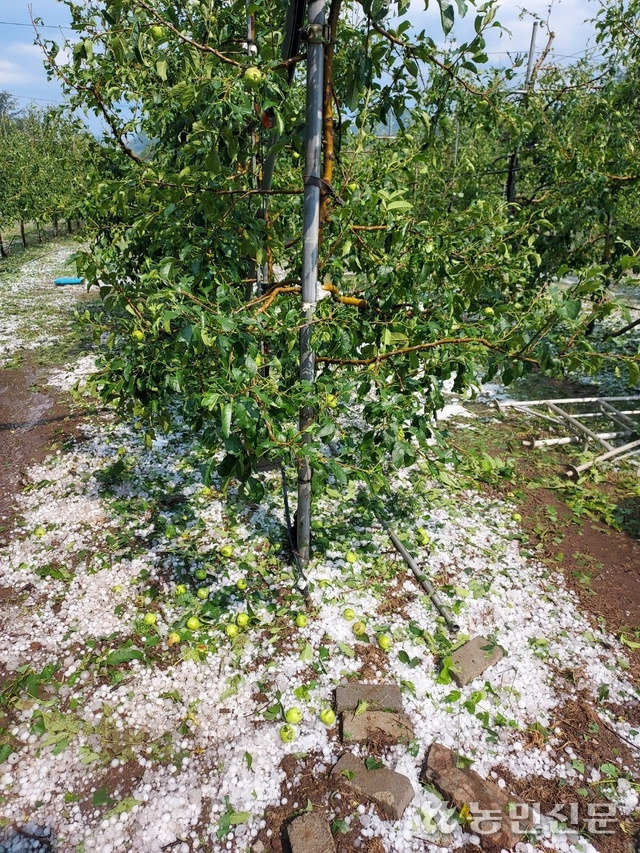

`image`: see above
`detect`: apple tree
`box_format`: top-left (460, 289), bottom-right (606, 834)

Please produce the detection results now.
top-left (40, 0), bottom-right (639, 551)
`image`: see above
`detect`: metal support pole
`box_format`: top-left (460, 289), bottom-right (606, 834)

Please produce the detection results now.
top-left (296, 0), bottom-right (325, 565)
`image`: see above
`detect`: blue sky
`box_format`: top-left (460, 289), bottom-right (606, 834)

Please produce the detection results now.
top-left (1, 0), bottom-right (600, 132)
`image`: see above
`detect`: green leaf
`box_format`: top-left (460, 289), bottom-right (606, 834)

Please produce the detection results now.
top-left (156, 60), bottom-right (167, 81)
top-left (105, 647), bottom-right (143, 667)
top-left (437, 0), bottom-right (455, 34)
top-left (230, 811), bottom-right (251, 825)
top-left (338, 642), bottom-right (355, 658)
top-left (221, 403), bottom-right (232, 439)
top-left (299, 642), bottom-right (313, 662)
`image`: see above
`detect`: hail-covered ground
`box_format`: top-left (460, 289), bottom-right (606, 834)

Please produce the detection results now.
top-left (0, 246), bottom-right (638, 853)
top-left (0, 244), bottom-right (86, 368)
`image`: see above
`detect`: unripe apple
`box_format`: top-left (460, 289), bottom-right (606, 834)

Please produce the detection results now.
top-left (254, 353), bottom-right (262, 367)
top-left (175, 584), bottom-right (187, 596)
top-left (343, 608), bottom-right (356, 621)
top-left (143, 613), bottom-right (157, 626)
top-left (285, 707), bottom-right (302, 724)
top-left (347, 182), bottom-right (359, 192)
top-left (319, 708), bottom-right (336, 726)
top-left (345, 551), bottom-right (358, 564)
top-left (512, 512), bottom-right (522, 523)
top-left (236, 612), bottom-right (250, 628)
top-left (167, 631), bottom-right (181, 646)
top-left (131, 329), bottom-right (145, 342)
top-left (279, 724), bottom-right (296, 743)
top-left (236, 578), bottom-right (248, 591)
top-left (244, 66), bottom-right (263, 89)
top-left (150, 25), bottom-right (166, 43)
top-left (377, 634), bottom-right (392, 651)
top-left (225, 623), bottom-right (239, 639)
top-left (326, 393), bottom-right (339, 409)
top-left (295, 613), bottom-right (308, 628)
top-left (483, 306), bottom-right (495, 317)
top-left (196, 587), bottom-right (208, 600)
top-left (353, 621), bottom-right (366, 637)
top-left (186, 616), bottom-right (201, 631)
top-left (220, 545), bottom-right (234, 558)
top-left (195, 569), bottom-right (207, 581)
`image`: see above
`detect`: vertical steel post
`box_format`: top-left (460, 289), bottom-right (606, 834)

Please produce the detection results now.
top-left (506, 21), bottom-right (538, 207)
top-left (296, 0), bottom-right (325, 564)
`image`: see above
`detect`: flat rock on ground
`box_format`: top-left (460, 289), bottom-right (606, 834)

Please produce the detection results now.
top-left (449, 636), bottom-right (504, 687)
top-left (331, 752), bottom-right (415, 820)
top-left (286, 811), bottom-right (336, 853)
top-left (335, 683), bottom-right (404, 714)
top-left (421, 742), bottom-right (529, 850)
top-left (341, 710), bottom-right (414, 745)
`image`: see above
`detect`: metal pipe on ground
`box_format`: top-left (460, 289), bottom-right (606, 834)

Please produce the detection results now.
top-left (493, 395), bottom-right (640, 411)
top-left (522, 431), bottom-right (628, 449)
top-left (381, 521), bottom-right (459, 632)
top-left (565, 437), bottom-right (640, 480)
top-left (545, 401), bottom-right (615, 451)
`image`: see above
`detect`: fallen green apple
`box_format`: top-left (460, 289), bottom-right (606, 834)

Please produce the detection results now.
top-left (279, 724), bottom-right (296, 743)
top-left (195, 569), bottom-right (207, 581)
top-left (319, 708), bottom-right (336, 726)
top-left (285, 707), bottom-right (302, 724)
top-left (186, 616), bottom-right (201, 631)
top-left (220, 545), bottom-right (234, 558)
top-left (512, 513), bottom-right (522, 523)
top-left (236, 578), bottom-right (248, 591)
top-left (236, 612), bottom-right (250, 628)
top-left (295, 613), bottom-right (308, 628)
top-left (345, 551), bottom-right (358, 564)
top-left (353, 621), bottom-right (366, 637)
top-left (343, 608), bottom-right (356, 621)
top-left (175, 584), bottom-right (187, 596)
top-left (196, 587), bottom-right (209, 600)
top-left (377, 634), bottom-right (392, 651)
top-left (225, 623), bottom-right (239, 639)
top-left (143, 613), bottom-right (157, 626)
top-left (167, 631), bottom-right (181, 646)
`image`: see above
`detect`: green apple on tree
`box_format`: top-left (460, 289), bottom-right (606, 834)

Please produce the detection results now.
top-left (243, 66), bottom-right (263, 89)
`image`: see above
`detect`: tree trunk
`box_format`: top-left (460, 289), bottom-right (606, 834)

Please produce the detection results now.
top-left (67, 219), bottom-right (72, 235)
top-left (53, 215), bottom-right (59, 237)
top-left (0, 231), bottom-right (6, 258)
top-left (20, 220), bottom-right (27, 248)
top-left (36, 223), bottom-right (42, 243)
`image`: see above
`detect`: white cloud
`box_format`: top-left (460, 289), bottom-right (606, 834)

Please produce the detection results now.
top-left (0, 58), bottom-right (38, 87)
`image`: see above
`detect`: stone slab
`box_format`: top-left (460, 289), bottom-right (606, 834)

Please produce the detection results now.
top-left (341, 710), bottom-right (414, 745)
top-left (335, 683), bottom-right (404, 714)
top-left (286, 811), bottom-right (336, 853)
top-left (331, 752), bottom-right (415, 820)
top-left (449, 636), bottom-right (504, 686)
top-left (421, 742), bottom-right (529, 850)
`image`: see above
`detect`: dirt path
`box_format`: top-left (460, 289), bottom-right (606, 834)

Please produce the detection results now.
top-left (0, 362), bottom-right (83, 545)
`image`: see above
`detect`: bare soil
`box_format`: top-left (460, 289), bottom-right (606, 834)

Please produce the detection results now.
top-left (0, 360), bottom-right (83, 545)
